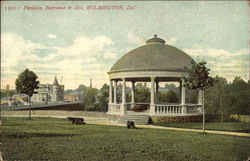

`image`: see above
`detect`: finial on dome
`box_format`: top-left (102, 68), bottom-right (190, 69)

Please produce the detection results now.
top-left (146, 35), bottom-right (165, 44)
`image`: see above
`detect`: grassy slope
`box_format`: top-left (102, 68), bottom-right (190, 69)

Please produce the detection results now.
top-left (1, 117), bottom-right (250, 161)
top-left (153, 122), bottom-right (250, 133)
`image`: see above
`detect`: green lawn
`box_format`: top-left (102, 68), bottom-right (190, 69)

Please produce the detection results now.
top-left (153, 122), bottom-right (250, 133)
top-left (1, 117), bottom-right (250, 161)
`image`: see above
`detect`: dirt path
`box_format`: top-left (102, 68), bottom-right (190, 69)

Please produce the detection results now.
top-left (86, 119), bottom-right (250, 137)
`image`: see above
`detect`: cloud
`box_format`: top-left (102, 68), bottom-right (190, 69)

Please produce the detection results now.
top-left (1, 33), bottom-right (115, 89)
top-left (184, 45), bottom-right (249, 81)
top-left (165, 37), bottom-right (177, 45)
top-left (1, 33), bottom-right (47, 73)
top-left (48, 34), bottom-right (57, 39)
top-left (2, 32), bottom-right (248, 89)
top-left (184, 45), bottom-right (248, 59)
top-left (53, 36), bottom-right (113, 59)
top-left (103, 52), bottom-right (117, 59)
top-left (127, 33), bottom-right (144, 45)
top-left (127, 33), bottom-right (177, 45)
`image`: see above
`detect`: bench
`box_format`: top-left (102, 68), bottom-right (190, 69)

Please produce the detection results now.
top-left (127, 121), bottom-right (136, 129)
top-left (67, 117), bottom-right (85, 125)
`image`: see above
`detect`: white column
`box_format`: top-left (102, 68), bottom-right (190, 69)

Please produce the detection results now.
top-left (109, 80), bottom-right (113, 104)
top-left (120, 78), bottom-right (126, 115)
top-left (114, 81), bottom-right (117, 104)
top-left (122, 78), bottom-right (126, 104)
top-left (179, 81), bottom-right (182, 104)
top-left (131, 81), bottom-right (135, 104)
top-left (150, 77), bottom-right (155, 115)
top-left (181, 78), bottom-right (186, 114)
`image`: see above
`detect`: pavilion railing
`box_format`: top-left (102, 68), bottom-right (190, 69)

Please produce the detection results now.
top-left (108, 103), bottom-right (202, 115)
top-left (186, 104), bottom-right (202, 114)
top-left (155, 104), bottom-right (182, 115)
top-left (108, 103), bottom-right (120, 111)
top-left (155, 104), bottom-right (202, 115)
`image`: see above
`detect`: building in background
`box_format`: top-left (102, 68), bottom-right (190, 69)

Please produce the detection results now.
top-left (64, 91), bottom-right (84, 102)
top-left (1, 94), bottom-right (29, 106)
top-left (32, 77), bottom-right (64, 103)
top-left (13, 94), bottom-right (29, 105)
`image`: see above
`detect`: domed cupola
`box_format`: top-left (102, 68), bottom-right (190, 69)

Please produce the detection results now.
top-left (109, 35), bottom-right (195, 74)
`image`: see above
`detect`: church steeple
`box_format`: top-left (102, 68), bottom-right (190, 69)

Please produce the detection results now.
top-left (53, 76), bottom-right (59, 85)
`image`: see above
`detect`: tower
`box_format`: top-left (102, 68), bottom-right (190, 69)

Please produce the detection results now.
top-left (51, 76), bottom-right (60, 102)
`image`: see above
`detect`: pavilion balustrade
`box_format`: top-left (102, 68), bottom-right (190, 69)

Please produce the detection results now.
top-left (186, 104), bottom-right (202, 114)
top-left (155, 104), bottom-right (182, 115)
top-left (154, 104), bottom-right (202, 115)
top-left (108, 102), bottom-right (202, 115)
top-left (108, 103), bottom-right (120, 111)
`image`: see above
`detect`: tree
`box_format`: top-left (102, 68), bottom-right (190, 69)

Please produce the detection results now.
top-left (164, 84), bottom-right (179, 94)
top-left (204, 76), bottom-right (234, 121)
top-left (15, 68), bottom-right (39, 119)
top-left (84, 87), bottom-right (98, 110)
top-left (115, 83), bottom-right (131, 103)
top-left (134, 83), bottom-right (150, 103)
top-left (186, 89), bottom-right (198, 104)
top-left (96, 84), bottom-right (109, 112)
top-left (184, 61), bottom-right (215, 132)
top-left (185, 61), bottom-right (215, 90)
top-left (158, 90), bottom-right (178, 103)
top-left (166, 90), bottom-right (178, 103)
top-left (76, 84), bottom-right (87, 106)
top-left (228, 77), bottom-right (250, 115)
top-left (76, 84), bottom-right (87, 93)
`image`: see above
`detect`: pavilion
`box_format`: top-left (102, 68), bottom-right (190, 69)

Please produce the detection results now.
top-left (107, 35), bottom-right (203, 116)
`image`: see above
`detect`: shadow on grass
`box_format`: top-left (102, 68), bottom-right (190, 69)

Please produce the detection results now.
top-left (234, 130), bottom-right (250, 133)
top-left (2, 132), bottom-right (80, 139)
top-left (152, 122), bottom-right (250, 133)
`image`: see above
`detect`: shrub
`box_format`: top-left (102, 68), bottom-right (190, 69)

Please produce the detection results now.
top-left (131, 105), bottom-right (147, 112)
top-left (151, 114), bottom-right (236, 123)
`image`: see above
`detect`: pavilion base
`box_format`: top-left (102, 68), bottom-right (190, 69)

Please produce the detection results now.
top-left (107, 114), bottom-right (150, 125)
top-left (107, 113), bottom-right (203, 125)
top-left (107, 111), bottom-right (202, 117)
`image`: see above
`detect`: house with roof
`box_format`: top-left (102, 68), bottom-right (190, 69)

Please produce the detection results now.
top-left (64, 91), bottom-right (84, 102)
top-left (31, 77), bottom-right (64, 103)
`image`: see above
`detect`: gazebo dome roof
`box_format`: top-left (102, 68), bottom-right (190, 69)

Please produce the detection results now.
top-left (109, 35), bottom-right (195, 73)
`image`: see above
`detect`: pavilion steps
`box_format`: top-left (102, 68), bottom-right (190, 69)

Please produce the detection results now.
top-left (116, 115), bottom-right (150, 125)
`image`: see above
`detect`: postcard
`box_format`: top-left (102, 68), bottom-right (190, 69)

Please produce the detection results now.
top-left (1, 1), bottom-right (249, 161)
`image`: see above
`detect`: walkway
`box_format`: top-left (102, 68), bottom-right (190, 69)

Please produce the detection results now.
top-left (86, 118), bottom-right (250, 137)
